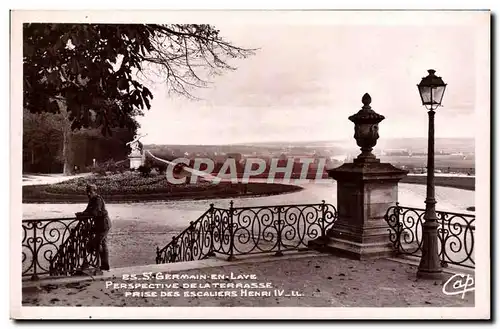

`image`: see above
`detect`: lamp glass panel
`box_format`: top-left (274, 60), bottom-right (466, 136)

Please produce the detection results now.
top-left (418, 85), bottom-right (432, 105)
top-left (431, 86), bottom-right (446, 105)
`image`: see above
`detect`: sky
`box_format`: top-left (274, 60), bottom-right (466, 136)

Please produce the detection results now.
top-left (135, 12), bottom-right (487, 145)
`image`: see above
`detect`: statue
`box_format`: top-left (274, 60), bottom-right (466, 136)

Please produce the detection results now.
top-left (126, 134), bottom-right (147, 157)
top-left (126, 133), bottom-right (147, 169)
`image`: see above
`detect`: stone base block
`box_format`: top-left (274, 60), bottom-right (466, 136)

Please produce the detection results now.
top-left (129, 156), bottom-right (143, 170)
top-left (309, 236), bottom-right (397, 260)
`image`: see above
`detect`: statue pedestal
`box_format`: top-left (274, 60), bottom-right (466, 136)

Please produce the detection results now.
top-left (127, 136), bottom-right (145, 170)
top-left (309, 159), bottom-right (408, 259)
top-left (129, 155), bottom-right (143, 170)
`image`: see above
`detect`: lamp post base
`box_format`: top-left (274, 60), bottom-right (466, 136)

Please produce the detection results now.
top-left (417, 212), bottom-right (442, 280)
top-left (416, 269), bottom-right (443, 280)
top-left (417, 271), bottom-right (443, 280)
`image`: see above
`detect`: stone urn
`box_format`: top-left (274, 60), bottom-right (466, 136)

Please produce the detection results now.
top-left (349, 93), bottom-right (385, 163)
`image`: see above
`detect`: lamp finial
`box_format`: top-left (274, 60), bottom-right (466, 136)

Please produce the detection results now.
top-left (362, 93), bottom-right (371, 106)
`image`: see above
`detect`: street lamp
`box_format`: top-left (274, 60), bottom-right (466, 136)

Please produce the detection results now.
top-left (416, 69), bottom-right (447, 279)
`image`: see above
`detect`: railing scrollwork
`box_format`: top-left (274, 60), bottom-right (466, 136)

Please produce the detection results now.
top-left (384, 203), bottom-right (475, 268)
top-left (156, 201), bottom-right (338, 264)
top-left (22, 216), bottom-right (99, 280)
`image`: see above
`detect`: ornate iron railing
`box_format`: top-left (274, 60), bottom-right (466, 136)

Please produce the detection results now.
top-left (156, 201), bottom-right (337, 264)
top-left (22, 216), bottom-right (99, 280)
top-left (384, 204), bottom-right (475, 268)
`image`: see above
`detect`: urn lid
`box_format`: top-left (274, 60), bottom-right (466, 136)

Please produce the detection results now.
top-left (348, 93), bottom-right (385, 124)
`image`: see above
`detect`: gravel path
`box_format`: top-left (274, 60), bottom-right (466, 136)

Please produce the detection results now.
top-left (22, 256), bottom-right (474, 307)
top-left (22, 173), bottom-right (92, 186)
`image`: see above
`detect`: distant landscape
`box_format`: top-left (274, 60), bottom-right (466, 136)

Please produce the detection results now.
top-left (23, 135), bottom-right (475, 181)
top-left (145, 137), bottom-right (475, 176)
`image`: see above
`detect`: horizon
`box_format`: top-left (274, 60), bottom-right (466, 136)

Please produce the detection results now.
top-left (144, 136), bottom-right (475, 147)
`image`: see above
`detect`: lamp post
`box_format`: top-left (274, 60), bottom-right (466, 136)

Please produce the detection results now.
top-left (416, 69), bottom-right (447, 279)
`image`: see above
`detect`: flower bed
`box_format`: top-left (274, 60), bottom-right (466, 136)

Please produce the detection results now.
top-left (44, 172), bottom-right (193, 195)
top-left (22, 172), bottom-right (303, 203)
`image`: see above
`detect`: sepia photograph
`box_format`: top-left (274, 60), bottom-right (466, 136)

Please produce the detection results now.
top-left (10, 9), bottom-right (491, 320)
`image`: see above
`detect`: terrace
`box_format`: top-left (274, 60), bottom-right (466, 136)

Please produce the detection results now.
top-left (22, 93), bottom-right (477, 311)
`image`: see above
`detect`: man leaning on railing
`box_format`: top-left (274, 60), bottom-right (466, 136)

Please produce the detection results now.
top-left (75, 184), bottom-right (112, 272)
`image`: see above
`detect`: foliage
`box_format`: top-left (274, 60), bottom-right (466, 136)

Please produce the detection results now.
top-left (23, 23), bottom-right (254, 136)
top-left (24, 24), bottom-right (149, 135)
top-left (140, 24), bottom-right (254, 98)
top-left (114, 159), bottom-right (130, 173)
top-left (91, 166), bottom-right (107, 176)
top-left (90, 159), bottom-right (130, 176)
top-left (23, 109), bottom-right (65, 173)
top-left (45, 171), bottom-right (209, 195)
top-left (144, 153), bottom-right (168, 174)
top-left (23, 109), bottom-right (135, 173)
top-left (137, 164), bottom-right (152, 177)
top-left (32, 172), bottom-right (302, 199)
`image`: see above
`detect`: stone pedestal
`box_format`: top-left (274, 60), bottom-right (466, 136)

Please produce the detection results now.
top-left (310, 160), bottom-right (407, 259)
top-left (309, 93), bottom-right (408, 259)
top-left (127, 135), bottom-right (146, 170)
top-left (129, 156), bottom-right (143, 170)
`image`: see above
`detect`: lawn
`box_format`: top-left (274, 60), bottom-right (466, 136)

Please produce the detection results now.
top-left (401, 175), bottom-right (475, 191)
top-left (379, 155), bottom-right (475, 170)
top-left (22, 171), bottom-right (303, 203)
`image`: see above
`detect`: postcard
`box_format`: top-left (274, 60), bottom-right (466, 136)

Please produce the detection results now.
top-left (11, 9), bottom-right (490, 320)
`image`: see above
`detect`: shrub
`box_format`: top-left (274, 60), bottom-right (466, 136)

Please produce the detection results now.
top-left (138, 165), bottom-right (152, 177)
top-left (102, 159), bottom-right (118, 173)
top-left (83, 165), bottom-right (95, 173)
top-left (156, 163), bottom-right (168, 175)
top-left (91, 166), bottom-right (107, 176)
top-left (90, 159), bottom-right (131, 175)
top-left (25, 171), bottom-right (304, 202)
top-left (115, 159), bottom-right (129, 173)
top-left (145, 156), bottom-right (168, 175)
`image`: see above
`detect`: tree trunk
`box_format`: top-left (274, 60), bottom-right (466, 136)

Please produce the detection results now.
top-left (55, 98), bottom-right (74, 176)
top-left (62, 126), bottom-right (73, 175)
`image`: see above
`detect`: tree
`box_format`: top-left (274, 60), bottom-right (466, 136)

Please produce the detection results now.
top-left (71, 127), bottom-right (136, 169)
top-left (23, 23), bottom-right (254, 174)
top-left (140, 24), bottom-right (254, 99)
top-left (23, 110), bottom-right (135, 174)
top-left (23, 109), bottom-right (65, 173)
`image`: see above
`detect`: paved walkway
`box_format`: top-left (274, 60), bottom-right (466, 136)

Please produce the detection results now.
top-left (22, 173), bottom-right (91, 186)
top-left (22, 253), bottom-right (474, 308)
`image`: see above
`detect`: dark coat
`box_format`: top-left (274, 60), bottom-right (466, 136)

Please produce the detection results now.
top-left (82, 194), bottom-right (111, 232)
